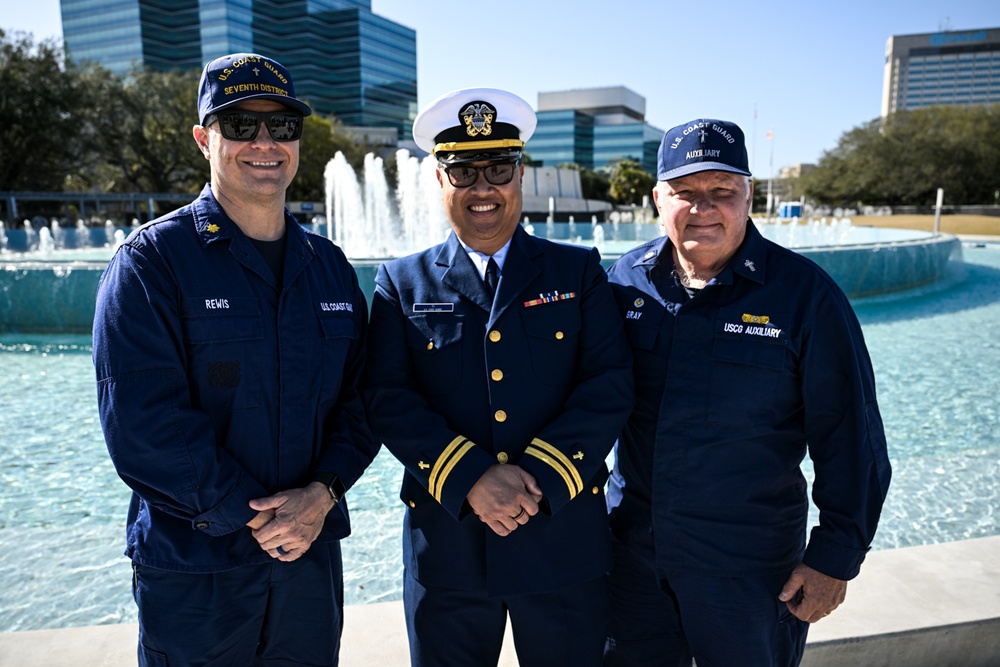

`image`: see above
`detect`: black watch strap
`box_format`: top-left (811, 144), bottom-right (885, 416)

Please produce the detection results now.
top-left (312, 472), bottom-right (345, 503)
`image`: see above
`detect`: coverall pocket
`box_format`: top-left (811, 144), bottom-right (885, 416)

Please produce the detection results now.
top-left (318, 313), bottom-right (357, 398)
top-left (181, 297), bottom-right (263, 409)
top-left (180, 297), bottom-right (262, 343)
top-left (707, 336), bottom-right (786, 424)
top-left (137, 644), bottom-right (169, 667)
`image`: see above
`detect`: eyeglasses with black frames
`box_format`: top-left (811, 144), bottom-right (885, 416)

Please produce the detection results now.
top-left (441, 160), bottom-right (520, 188)
top-left (204, 110), bottom-right (303, 142)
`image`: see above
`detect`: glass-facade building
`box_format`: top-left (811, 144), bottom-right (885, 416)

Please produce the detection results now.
top-left (61, 0), bottom-right (417, 138)
top-left (530, 87), bottom-right (662, 174)
top-left (882, 27), bottom-right (1000, 117)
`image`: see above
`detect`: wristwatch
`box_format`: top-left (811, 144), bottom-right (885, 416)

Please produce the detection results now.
top-left (312, 472), bottom-right (345, 503)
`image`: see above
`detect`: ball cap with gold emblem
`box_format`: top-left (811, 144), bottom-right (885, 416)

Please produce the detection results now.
top-left (197, 53), bottom-right (313, 126)
top-left (412, 87), bottom-right (536, 165)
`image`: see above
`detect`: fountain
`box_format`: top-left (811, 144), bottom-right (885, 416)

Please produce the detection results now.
top-left (323, 149), bottom-right (448, 259)
top-left (0, 152), bottom-right (963, 333)
top-left (0, 154), bottom-right (993, 633)
top-left (3, 242), bottom-right (1000, 632)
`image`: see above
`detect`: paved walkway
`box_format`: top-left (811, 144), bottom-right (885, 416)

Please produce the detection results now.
top-left (2, 536), bottom-right (999, 666)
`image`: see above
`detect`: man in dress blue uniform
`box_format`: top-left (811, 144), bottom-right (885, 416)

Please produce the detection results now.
top-left (362, 87), bottom-right (634, 667)
top-left (603, 119), bottom-right (892, 666)
top-left (93, 53), bottom-right (379, 666)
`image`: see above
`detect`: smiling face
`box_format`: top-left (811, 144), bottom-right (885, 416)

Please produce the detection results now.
top-left (653, 170), bottom-right (753, 270)
top-left (193, 99), bottom-right (299, 208)
top-left (435, 158), bottom-right (524, 256)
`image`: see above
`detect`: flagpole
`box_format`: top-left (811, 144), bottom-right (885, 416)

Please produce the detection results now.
top-left (751, 104), bottom-right (758, 214)
top-left (765, 129), bottom-right (774, 221)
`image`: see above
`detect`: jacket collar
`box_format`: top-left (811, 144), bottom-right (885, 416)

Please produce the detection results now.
top-left (189, 184), bottom-right (317, 287)
top-left (634, 219), bottom-right (768, 287)
top-left (437, 225), bottom-right (543, 315)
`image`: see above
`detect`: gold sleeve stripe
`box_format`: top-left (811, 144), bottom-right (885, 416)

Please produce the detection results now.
top-left (524, 446), bottom-right (577, 499)
top-left (433, 138), bottom-right (525, 154)
top-left (530, 438), bottom-right (584, 492)
top-left (429, 436), bottom-right (476, 503)
top-left (524, 439), bottom-right (583, 499)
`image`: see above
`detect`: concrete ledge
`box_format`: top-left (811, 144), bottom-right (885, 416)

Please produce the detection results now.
top-left (0, 600), bottom-right (519, 666)
top-left (2, 537), bottom-right (998, 666)
top-left (802, 535), bottom-right (1000, 666)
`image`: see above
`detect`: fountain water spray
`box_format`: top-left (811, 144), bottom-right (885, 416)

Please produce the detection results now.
top-left (324, 149), bottom-right (447, 259)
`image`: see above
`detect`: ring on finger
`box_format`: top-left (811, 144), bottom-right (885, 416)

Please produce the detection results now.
top-left (511, 507), bottom-right (526, 520)
top-left (277, 545), bottom-right (288, 555)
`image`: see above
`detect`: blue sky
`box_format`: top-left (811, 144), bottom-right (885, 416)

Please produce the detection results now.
top-left (5, 0), bottom-right (998, 172)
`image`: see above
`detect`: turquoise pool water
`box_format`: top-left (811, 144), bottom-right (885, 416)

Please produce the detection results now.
top-left (1, 244), bottom-right (997, 632)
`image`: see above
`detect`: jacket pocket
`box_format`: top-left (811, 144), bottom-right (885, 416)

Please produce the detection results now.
top-left (522, 301), bottom-right (582, 386)
top-left (405, 313), bottom-right (465, 395)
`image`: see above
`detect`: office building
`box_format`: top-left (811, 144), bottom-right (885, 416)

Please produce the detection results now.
top-left (882, 27), bottom-right (1000, 117)
top-left (531, 86), bottom-right (663, 173)
top-left (60, 0), bottom-right (417, 139)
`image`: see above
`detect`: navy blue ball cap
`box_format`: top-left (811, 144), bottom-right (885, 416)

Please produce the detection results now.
top-left (657, 119), bottom-right (751, 181)
top-left (197, 53), bottom-right (312, 125)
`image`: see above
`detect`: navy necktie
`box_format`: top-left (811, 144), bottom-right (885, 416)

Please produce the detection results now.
top-left (484, 257), bottom-right (499, 299)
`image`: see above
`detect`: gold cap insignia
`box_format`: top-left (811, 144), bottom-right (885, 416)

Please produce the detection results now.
top-left (461, 102), bottom-right (496, 138)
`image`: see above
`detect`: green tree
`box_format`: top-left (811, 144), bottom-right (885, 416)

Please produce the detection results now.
top-left (80, 66), bottom-right (207, 194)
top-left (580, 167), bottom-right (611, 202)
top-left (801, 106), bottom-right (1000, 207)
top-left (289, 115), bottom-right (372, 202)
top-left (557, 163), bottom-right (611, 202)
top-left (609, 159), bottom-right (655, 206)
top-left (0, 30), bottom-right (81, 192)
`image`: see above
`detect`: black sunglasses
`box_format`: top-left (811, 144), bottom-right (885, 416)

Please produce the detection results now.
top-left (442, 160), bottom-right (520, 188)
top-left (205, 110), bottom-right (303, 142)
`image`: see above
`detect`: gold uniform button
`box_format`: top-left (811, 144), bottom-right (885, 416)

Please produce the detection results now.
top-left (491, 369), bottom-right (503, 381)
top-left (489, 330), bottom-right (501, 342)
top-left (427, 341), bottom-right (435, 351)
top-left (497, 452), bottom-right (509, 464)
top-left (592, 486), bottom-right (600, 495)
top-left (494, 410), bottom-right (507, 423)
top-left (555, 331), bottom-right (564, 340)
top-left (409, 500), bottom-right (416, 508)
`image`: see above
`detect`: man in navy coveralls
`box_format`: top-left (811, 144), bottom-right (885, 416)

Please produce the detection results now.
top-left (362, 87), bottom-right (634, 667)
top-left (93, 53), bottom-right (378, 666)
top-left (602, 119), bottom-right (891, 666)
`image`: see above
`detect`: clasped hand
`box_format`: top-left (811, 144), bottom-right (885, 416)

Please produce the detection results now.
top-left (246, 482), bottom-right (336, 561)
top-left (466, 464), bottom-right (543, 536)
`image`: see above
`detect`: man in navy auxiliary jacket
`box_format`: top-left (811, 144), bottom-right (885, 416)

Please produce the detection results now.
top-left (362, 87), bottom-right (634, 667)
top-left (602, 119), bottom-right (892, 667)
top-left (93, 53), bottom-right (378, 666)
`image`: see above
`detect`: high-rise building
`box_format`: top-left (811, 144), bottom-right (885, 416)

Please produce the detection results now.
top-left (60, 0), bottom-right (417, 139)
top-left (531, 87), bottom-right (663, 173)
top-left (882, 27), bottom-right (1000, 117)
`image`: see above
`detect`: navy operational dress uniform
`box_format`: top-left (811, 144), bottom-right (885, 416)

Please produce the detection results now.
top-left (603, 119), bottom-right (891, 666)
top-left (363, 88), bottom-right (634, 667)
top-left (93, 53), bottom-right (378, 666)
